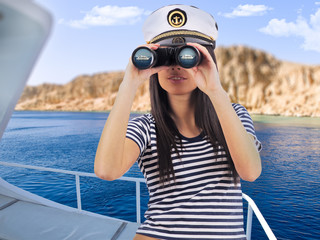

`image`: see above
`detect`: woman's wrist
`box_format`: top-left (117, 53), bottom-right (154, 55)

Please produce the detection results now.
top-left (207, 88), bottom-right (231, 107)
top-left (117, 80), bottom-right (140, 103)
top-left (120, 76), bottom-right (140, 92)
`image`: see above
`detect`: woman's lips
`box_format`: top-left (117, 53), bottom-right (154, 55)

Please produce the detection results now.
top-left (168, 75), bottom-right (187, 83)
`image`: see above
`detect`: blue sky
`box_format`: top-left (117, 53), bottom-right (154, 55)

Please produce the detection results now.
top-left (29, 0), bottom-right (320, 86)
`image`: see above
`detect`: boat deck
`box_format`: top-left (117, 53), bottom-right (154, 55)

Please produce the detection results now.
top-left (0, 192), bottom-right (139, 240)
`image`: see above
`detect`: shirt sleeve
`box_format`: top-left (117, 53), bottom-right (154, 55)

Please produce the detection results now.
top-left (126, 114), bottom-right (151, 156)
top-left (232, 103), bottom-right (262, 152)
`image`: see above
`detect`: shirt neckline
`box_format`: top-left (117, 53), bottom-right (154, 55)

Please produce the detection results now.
top-left (178, 131), bottom-right (205, 142)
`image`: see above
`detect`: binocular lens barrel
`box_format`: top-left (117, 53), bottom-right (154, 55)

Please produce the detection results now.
top-left (176, 46), bottom-right (201, 69)
top-left (131, 47), bottom-right (157, 69)
top-left (131, 46), bottom-right (201, 69)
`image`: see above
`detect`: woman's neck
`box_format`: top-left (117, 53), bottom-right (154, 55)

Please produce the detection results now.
top-left (168, 93), bottom-right (200, 137)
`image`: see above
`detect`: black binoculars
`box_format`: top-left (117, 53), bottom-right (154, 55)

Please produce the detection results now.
top-left (131, 45), bottom-right (202, 70)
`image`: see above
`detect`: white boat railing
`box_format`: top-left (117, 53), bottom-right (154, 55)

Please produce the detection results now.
top-left (0, 161), bottom-right (276, 239)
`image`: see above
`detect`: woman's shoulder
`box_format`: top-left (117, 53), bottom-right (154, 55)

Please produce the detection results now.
top-left (231, 103), bottom-right (253, 119)
top-left (129, 113), bottom-right (155, 125)
top-left (231, 103), bottom-right (248, 112)
top-left (231, 103), bottom-right (252, 115)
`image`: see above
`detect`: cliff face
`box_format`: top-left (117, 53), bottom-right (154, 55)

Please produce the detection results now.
top-left (16, 46), bottom-right (320, 117)
top-left (18, 72), bottom-right (125, 111)
top-left (216, 46), bottom-right (320, 117)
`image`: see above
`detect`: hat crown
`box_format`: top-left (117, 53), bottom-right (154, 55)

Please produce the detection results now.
top-left (143, 5), bottom-right (218, 45)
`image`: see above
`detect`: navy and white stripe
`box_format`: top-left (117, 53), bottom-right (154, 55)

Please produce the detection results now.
top-left (126, 103), bottom-right (261, 240)
top-left (232, 103), bottom-right (262, 152)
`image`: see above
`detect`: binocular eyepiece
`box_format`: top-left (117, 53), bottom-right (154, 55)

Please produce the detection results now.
top-left (131, 45), bottom-right (202, 70)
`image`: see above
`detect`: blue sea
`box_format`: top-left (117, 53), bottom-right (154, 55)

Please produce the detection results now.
top-left (0, 111), bottom-right (319, 240)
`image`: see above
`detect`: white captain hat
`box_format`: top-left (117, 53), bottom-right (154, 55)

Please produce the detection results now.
top-left (142, 4), bottom-right (218, 46)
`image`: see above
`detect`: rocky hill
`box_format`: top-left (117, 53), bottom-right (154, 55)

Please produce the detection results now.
top-left (16, 45), bottom-right (320, 117)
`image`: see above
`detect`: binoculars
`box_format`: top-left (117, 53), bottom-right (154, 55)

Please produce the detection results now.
top-left (131, 45), bottom-right (202, 70)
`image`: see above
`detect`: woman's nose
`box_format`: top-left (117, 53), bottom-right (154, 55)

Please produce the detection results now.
top-left (171, 66), bottom-right (181, 71)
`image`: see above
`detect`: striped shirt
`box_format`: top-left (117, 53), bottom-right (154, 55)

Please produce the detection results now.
top-left (126, 103), bottom-right (262, 240)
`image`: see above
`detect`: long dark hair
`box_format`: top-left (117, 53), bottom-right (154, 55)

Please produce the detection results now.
top-left (150, 45), bottom-right (239, 185)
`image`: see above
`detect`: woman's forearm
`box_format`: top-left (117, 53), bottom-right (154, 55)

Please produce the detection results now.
top-left (207, 89), bottom-right (262, 181)
top-left (94, 49), bottom-right (168, 180)
top-left (94, 80), bottom-right (138, 180)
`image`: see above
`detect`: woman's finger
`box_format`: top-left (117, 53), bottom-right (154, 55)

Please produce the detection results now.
top-left (186, 43), bottom-right (214, 64)
top-left (137, 43), bottom-right (160, 50)
top-left (148, 65), bottom-right (169, 76)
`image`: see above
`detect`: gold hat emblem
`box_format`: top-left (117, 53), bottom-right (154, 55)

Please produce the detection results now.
top-left (168, 9), bottom-right (186, 28)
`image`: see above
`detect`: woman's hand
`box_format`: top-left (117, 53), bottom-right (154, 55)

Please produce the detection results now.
top-left (122, 44), bottom-right (169, 89)
top-left (187, 42), bottom-right (224, 95)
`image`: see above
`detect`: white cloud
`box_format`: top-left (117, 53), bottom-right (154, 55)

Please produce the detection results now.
top-left (60, 5), bottom-right (151, 28)
top-left (221, 4), bottom-right (272, 18)
top-left (315, 2), bottom-right (320, 5)
top-left (260, 8), bottom-right (320, 53)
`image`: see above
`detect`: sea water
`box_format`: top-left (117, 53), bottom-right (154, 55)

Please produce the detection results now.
top-left (0, 111), bottom-right (319, 240)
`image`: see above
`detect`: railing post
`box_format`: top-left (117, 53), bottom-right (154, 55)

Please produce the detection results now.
top-left (75, 174), bottom-right (82, 211)
top-left (136, 181), bottom-right (141, 224)
top-left (242, 193), bottom-right (277, 240)
top-left (246, 204), bottom-right (253, 240)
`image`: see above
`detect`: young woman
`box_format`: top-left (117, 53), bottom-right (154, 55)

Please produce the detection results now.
top-left (95, 5), bottom-right (262, 240)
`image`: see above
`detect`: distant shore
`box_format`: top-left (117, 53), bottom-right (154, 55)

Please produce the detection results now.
top-left (16, 46), bottom-right (320, 118)
top-left (251, 114), bottom-right (320, 127)
top-left (13, 110), bottom-right (320, 127)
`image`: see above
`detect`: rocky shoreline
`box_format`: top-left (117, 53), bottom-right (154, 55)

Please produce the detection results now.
top-left (16, 45), bottom-right (320, 117)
